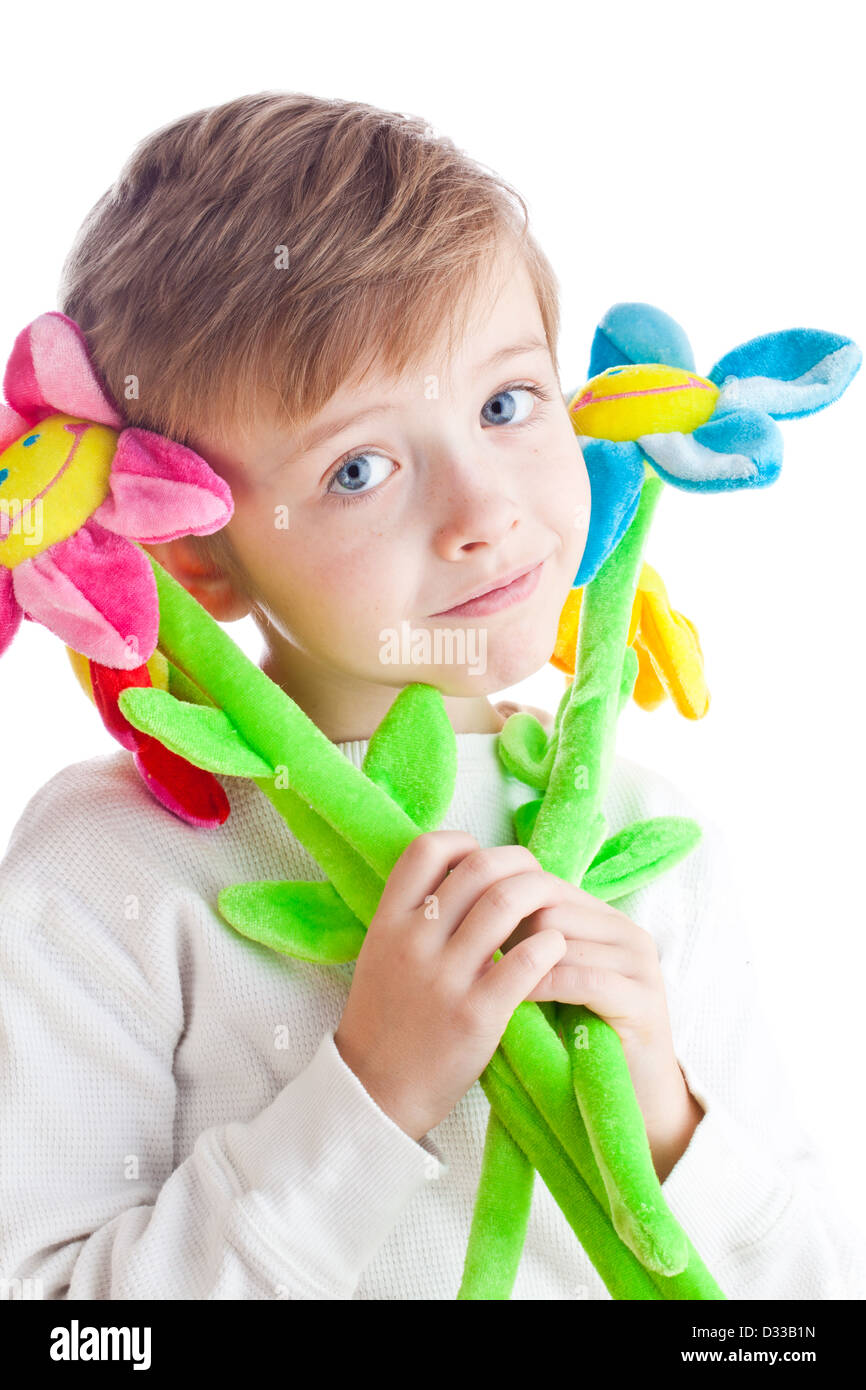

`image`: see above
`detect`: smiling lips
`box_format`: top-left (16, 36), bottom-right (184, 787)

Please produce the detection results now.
top-left (432, 557), bottom-right (547, 618)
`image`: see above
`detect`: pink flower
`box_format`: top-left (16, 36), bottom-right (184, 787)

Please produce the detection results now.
top-left (0, 311), bottom-right (233, 665)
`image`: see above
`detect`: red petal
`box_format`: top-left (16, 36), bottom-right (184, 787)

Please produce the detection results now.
top-left (133, 735), bottom-right (231, 827)
top-left (89, 660), bottom-right (152, 751)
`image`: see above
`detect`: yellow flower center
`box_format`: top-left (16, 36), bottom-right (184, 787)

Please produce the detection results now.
top-left (568, 364), bottom-right (720, 442)
top-left (0, 414), bottom-right (117, 568)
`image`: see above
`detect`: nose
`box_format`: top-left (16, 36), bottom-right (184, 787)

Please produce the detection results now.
top-left (432, 488), bottom-right (521, 560)
top-left (427, 450), bottom-right (523, 559)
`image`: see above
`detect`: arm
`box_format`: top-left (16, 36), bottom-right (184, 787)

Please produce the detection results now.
top-left (0, 900), bottom-right (446, 1301)
top-left (633, 1058), bottom-right (705, 1185)
top-left (646, 812), bottom-right (866, 1300)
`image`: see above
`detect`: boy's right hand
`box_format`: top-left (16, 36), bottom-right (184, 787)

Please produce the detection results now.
top-left (333, 831), bottom-right (568, 1142)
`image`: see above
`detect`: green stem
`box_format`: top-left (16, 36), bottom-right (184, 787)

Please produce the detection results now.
top-left (147, 553), bottom-right (422, 881)
top-left (529, 468), bottom-right (664, 880)
top-left (483, 1036), bottom-right (726, 1300)
top-left (250, 775), bottom-right (386, 928)
top-left (521, 472), bottom-right (718, 1280)
top-left (457, 1110), bottom-right (535, 1299)
top-left (479, 1052), bottom-right (663, 1299)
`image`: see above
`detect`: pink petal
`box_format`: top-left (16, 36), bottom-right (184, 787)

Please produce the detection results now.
top-left (0, 402), bottom-right (32, 451)
top-left (11, 518), bottom-right (158, 667)
top-left (91, 427), bottom-right (234, 542)
top-left (3, 312), bottom-right (125, 428)
top-left (0, 564), bottom-right (22, 655)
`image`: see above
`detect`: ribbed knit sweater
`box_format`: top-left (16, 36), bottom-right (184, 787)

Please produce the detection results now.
top-left (0, 734), bottom-right (862, 1300)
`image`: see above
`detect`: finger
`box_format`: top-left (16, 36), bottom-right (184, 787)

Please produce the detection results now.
top-left (502, 911), bottom-right (637, 975)
top-left (525, 959), bottom-right (646, 1023)
top-left (430, 844), bottom-right (544, 942)
top-left (379, 830), bottom-right (481, 921)
top-left (445, 867), bottom-right (570, 979)
top-left (473, 927), bottom-right (568, 1023)
top-left (515, 936), bottom-right (630, 982)
top-left (501, 894), bottom-right (647, 955)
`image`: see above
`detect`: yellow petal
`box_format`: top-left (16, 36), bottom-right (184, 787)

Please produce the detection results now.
top-left (631, 637), bottom-right (668, 711)
top-left (550, 588), bottom-right (582, 674)
top-left (678, 611), bottom-right (704, 661)
top-left (627, 579), bottom-right (642, 647)
top-left (549, 563), bottom-right (709, 720)
top-left (66, 645), bottom-right (95, 703)
top-left (550, 580), bottom-right (643, 676)
top-left (636, 565), bottom-right (709, 719)
top-left (147, 646), bottom-right (170, 691)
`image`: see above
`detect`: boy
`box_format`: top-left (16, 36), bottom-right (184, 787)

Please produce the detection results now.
top-left (0, 92), bottom-right (862, 1300)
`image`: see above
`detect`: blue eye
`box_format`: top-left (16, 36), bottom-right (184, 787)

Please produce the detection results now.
top-left (23, 434), bottom-right (40, 446)
top-left (606, 368), bottom-right (626, 376)
top-left (0, 468), bottom-right (8, 486)
top-left (481, 384), bottom-right (546, 426)
top-left (326, 450), bottom-right (394, 502)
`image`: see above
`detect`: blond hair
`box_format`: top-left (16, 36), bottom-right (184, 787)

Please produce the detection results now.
top-left (59, 91), bottom-right (561, 598)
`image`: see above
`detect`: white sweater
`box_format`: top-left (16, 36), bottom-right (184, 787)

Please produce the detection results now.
top-left (0, 734), bottom-right (862, 1302)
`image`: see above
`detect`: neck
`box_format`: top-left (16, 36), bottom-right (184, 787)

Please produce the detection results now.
top-left (258, 639), bottom-right (507, 743)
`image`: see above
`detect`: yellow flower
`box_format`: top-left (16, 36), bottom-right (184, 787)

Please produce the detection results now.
top-left (550, 563), bottom-right (709, 719)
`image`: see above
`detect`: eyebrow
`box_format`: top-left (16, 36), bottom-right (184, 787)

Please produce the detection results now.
top-left (294, 336), bottom-right (550, 457)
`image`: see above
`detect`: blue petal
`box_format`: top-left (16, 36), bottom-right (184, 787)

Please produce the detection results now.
top-left (638, 409), bottom-right (783, 492)
top-left (588, 303), bottom-right (696, 379)
top-left (573, 440), bottom-right (646, 585)
top-left (707, 330), bottom-right (862, 420)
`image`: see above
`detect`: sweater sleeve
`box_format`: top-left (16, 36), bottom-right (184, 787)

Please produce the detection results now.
top-left (652, 812), bottom-right (866, 1301)
top-left (0, 901), bottom-right (447, 1301)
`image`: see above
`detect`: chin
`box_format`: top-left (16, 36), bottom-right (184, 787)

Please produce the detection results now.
top-left (464, 632), bottom-right (554, 692)
top-left (389, 604), bottom-right (559, 693)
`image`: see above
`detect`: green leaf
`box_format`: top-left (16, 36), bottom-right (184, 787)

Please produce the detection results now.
top-left (513, 797), bottom-right (542, 846)
top-left (217, 880), bottom-right (366, 962)
top-left (497, 712), bottom-right (551, 789)
top-left (361, 683), bottom-right (456, 830)
top-left (582, 816), bottom-right (702, 901)
top-left (118, 687), bottom-right (274, 778)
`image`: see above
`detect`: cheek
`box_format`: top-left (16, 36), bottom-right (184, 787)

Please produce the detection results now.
top-left (575, 450), bottom-right (592, 524)
top-left (568, 459), bottom-right (592, 568)
top-left (541, 433), bottom-right (591, 539)
top-left (228, 500), bottom-right (397, 632)
top-left (222, 502), bottom-right (286, 584)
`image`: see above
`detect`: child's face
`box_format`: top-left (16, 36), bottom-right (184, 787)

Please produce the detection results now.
top-left (189, 246), bottom-right (590, 740)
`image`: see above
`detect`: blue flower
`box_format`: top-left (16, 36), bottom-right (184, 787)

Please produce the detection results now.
top-left (571, 303), bottom-right (861, 587)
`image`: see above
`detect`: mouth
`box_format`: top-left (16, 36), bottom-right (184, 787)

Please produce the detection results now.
top-left (430, 556), bottom-right (549, 618)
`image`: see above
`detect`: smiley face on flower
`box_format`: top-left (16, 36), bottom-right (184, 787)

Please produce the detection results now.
top-left (0, 414), bottom-right (117, 558)
top-left (0, 311), bottom-right (233, 665)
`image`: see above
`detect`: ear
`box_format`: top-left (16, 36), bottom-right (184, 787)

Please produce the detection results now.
top-left (142, 536), bottom-right (253, 623)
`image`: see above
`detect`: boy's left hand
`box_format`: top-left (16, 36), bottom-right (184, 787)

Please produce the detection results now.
top-left (499, 867), bottom-right (705, 1176)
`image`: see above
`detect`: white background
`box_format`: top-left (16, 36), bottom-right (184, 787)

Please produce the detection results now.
top-left (2, 0), bottom-right (864, 1246)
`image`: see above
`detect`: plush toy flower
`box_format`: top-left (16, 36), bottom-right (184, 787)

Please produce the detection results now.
top-left (551, 562), bottom-right (709, 719)
top-left (0, 311), bottom-right (236, 825)
top-left (568, 303), bottom-right (863, 592)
